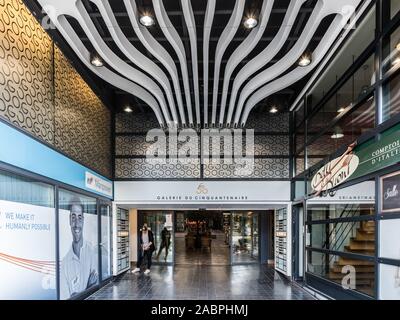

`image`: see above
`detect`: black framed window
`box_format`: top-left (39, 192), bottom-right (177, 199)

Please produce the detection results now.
top-left (305, 180), bottom-right (376, 298)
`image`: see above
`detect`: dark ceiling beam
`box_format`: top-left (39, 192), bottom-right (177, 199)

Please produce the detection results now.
top-left (80, 36), bottom-right (323, 42)
top-left (88, 8), bottom-right (314, 18)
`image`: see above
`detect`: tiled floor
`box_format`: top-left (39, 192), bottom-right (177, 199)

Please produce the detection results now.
top-left (175, 231), bottom-right (230, 265)
top-left (87, 265), bottom-right (315, 300)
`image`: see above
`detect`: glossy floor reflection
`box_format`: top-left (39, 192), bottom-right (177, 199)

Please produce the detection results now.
top-left (87, 265), bottom-right (315, 300)
top-left (175, 231), bottom-right (230, 265)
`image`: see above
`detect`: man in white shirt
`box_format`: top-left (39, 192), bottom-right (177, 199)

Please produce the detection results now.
top-left (60, 200), bottom-right (98, 299)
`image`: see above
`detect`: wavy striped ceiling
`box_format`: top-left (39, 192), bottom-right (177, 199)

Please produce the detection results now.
top-left (38, 0), bottom-right (363, 128)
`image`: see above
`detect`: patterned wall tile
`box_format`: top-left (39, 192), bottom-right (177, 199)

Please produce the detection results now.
top-left (203, 158), bottom-right (289, 179)
top-left (115, 134), bottom-right (200, 157)
top-left (246, 112), bottom-right (290, 133)
top-left (54, 47), bottom-right (112, 178)
top-left (115, 158), bottom-right (200, 179)
top-left (0, 1), bottom-right (112, 178)
top-left (0, 0), bottom-right (54, 143)
top-left (254, 135), bottom-right (289, 156)
top-left (115, 112), bottom-right (159, 133)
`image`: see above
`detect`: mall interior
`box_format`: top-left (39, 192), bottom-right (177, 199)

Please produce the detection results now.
top-left (0, 0), bottom-right (400, 301)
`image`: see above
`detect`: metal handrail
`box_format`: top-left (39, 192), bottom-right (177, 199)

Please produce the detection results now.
top-left (320, 204), bottom-right (359, 270)
top-left (322, 204), bottom-right (357, 250)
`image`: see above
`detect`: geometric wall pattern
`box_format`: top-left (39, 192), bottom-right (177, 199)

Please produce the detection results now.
top-left (0, 0), bottom-right (112, 178)
top-left (0, 0), bottom-right (54, 144)
top-left (115, 158), bottom-right (200, 179)
top-left (203, 158), bottom-right (290, 179)
top-left (115, 111), bottom-right (290, 179)
top-left (54, 47), bottom-right (111, 177)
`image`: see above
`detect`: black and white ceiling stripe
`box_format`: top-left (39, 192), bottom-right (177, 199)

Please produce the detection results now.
top-left (38, 0), bottom-right (364, 128)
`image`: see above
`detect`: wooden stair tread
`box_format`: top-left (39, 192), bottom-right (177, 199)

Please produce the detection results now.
top-left (331, 266), bottom-right (375, 273)
top-left (337, 258), bottom-right (374, 266)
top-left (350, 238), bottom-right (375, 243)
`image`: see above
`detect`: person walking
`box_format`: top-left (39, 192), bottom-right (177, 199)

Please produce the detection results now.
top-left (156, 227), bottom-right (171, 261)
top-left (132, 223), bottom-right (155, 275)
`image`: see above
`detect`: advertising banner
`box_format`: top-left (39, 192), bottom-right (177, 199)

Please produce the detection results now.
top-left (0, 200), bottom-right (56, 300)
top-left (59, 205), bottom-right (98, 300)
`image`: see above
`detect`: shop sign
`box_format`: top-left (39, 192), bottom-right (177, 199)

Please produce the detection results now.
top-left (311, 126), bottom-right (400, 194)
top-left (351, 128), bottom-right (400, 181)
top-left (85, 172), bottom-right (113, 197)
top-left (381, 171), bottom-right (400, 213)
top-left (311, 143), bottom-right (359, 194)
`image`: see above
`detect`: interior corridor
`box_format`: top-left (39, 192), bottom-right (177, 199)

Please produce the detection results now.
top-left (87, 265), bottom-right (315, 300)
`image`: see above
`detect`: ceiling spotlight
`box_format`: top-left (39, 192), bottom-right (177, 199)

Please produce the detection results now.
top-left (244, 17), bottom-right (258, 29)
top-left (90, 53), bottom-right (104, 67)
top-left (140, 14), bottom-right (155, 27)
top-left (298, 54), bottom-right (312, 67)
top-left (331, 127), bottom-right (344, 139)
top-left (331, 133), bottom-right (344, 139)
top-left (337, 107), bottom-right (346, 113)
top-left (124, 106), bottom-right (133, 113)
top-left (269, 106), bottom-right (278, 114)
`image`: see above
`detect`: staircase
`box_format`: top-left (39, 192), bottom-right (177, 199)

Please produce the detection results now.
top-left (327, 220), bottom-right (375, 296)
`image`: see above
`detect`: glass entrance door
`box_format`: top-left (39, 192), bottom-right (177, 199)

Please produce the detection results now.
top-left (141, 211), bottom-right (174, 264)
top-left (231, 211), bottom-right (259, 264)
top-left (99, 203), bottom-right (112, 281)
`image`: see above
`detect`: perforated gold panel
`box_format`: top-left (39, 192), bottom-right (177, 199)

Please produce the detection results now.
top-left (0, 0), bottom-right (112, 178)
top-left (54, 46), bottom-right (111, 178)
top-left (0, 0), bottom-right (54, 143)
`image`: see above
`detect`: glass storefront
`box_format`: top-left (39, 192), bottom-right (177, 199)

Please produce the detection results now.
top-left (0, 167), bottom-right (112, 300)
top-left (0, 170), bottom-right (56, 300)
top-left (305, 180), bottom-right (377, 298)
top-left (231, 212), bottom-right (259, 264)
top-left (307, 251), bottom-right (375, 297)
top-left (141, 211), bottom-right (174, 264)
top-left (58, 189), bottom-right (99, 300)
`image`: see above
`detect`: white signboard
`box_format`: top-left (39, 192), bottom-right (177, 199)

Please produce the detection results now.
top-left (85, 172), bottom-right (113, 198)
top-left (114, 181), bottom-right (291, 204)
top-left (308, 181), bottom-right (375, 204)
top-left (0, 200), bottom-right (56, 300)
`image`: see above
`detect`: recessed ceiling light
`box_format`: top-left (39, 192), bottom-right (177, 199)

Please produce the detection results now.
top-left (331, 133), bottom-right (344, 139)
top-left (124, 106), bottom-right (133, 113)
top-left (140, 14), bottom-right (155, 27)
top-left (337, 107), bottom-right (346, 113)
top-left (244, 17), bottom-right (258, 29)
top-left (298, 54), bottom-right (312, 67)
top-left (269, 106), bottom-right (278, 114)
top-left (90, 53), bottom-right (104, 67)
